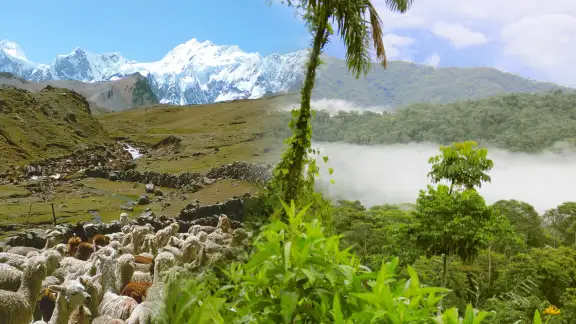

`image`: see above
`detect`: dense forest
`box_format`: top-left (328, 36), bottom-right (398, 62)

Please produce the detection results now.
top-left (272, 90), bottom-right (576, 153)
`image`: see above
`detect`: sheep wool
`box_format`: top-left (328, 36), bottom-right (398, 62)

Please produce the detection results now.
top-left (68, 237), bottom-right (82, 257)
top-left (74, 242), bottom-right (94, 261)
top-left (121, 282), bottom-right (152, 304)
top-left (0, 256), bottom-right (48, 324)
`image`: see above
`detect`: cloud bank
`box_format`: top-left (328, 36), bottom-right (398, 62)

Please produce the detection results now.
top-left (279, 99), bottom-right (392, 115)
top-left (370, 0), bottom-right (576, 87)
top-left (313, 142), bottom-right (576, 214)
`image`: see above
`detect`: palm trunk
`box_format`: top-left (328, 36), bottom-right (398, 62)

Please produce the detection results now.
top-left (282, 16), bottom-right (329, 206)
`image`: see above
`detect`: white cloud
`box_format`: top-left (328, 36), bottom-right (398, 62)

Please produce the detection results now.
top-left (314, 142), bottom-right (576, 214)
top-left (370, 0), bottom-right (576, 87)
top-left (500, 14), bottom-right (576, 86)
top-left (382, 33), bottom-right (415, 60)
top-left (431, 22), bottom-right (488, 49)
top-left (423, 53), bottom-right (441, 68)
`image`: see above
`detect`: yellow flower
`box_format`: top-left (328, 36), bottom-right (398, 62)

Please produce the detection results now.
top-left (543, 305), bottom-right (561, 316)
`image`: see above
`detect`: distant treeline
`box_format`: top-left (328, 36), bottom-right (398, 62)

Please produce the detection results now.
top-left (272, 90), bottom-right (576, 152)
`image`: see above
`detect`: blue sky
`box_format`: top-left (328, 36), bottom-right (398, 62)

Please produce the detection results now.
top-left (1, 0), bottom-right (575, 87)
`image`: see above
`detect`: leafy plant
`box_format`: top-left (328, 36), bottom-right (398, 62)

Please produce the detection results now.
top-left (156, 200), bottom-right (497, 323)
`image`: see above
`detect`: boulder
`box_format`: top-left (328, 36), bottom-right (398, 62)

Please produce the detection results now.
top-left (138, 195), bottom-right (150, 205)
top-left (145, 183), bottom-right (155, 193)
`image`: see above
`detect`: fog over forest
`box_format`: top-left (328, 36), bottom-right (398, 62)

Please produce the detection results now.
top-left (313, 142), bottom-right (576, 214)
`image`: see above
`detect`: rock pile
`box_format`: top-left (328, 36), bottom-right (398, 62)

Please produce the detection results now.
top-left (178, 193), bottom-right (258, 223)
top-left (0, 144), bottom-right (135, 184)
top-left (85, 161), bottom-right (272, 191)
top-left (206, 162), bottom-right (273, 185)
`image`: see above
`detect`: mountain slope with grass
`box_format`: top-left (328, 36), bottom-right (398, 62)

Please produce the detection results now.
top-left (312, 57), bottom-right (569, 109)
top-left (0, 72), bottom-right (158, 112)
top-left (0, 85), bottom-right (111, 170)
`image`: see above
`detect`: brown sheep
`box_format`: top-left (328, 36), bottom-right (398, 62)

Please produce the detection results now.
top-left (120, 282), bottom-right (152, 303)
top-left (74, 242), bottom-right (95, 261)
top-left (68, 236), bottom-right (82, 257)
top-left (38, 287), bottom-right (56, 321)
top-left (91, 234), bottom-right (108, 248)
top-left (134, 255), bottom-right (153, 265)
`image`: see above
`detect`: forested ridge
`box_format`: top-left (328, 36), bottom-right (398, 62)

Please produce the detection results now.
top-left (274, 90), bottom-right (576, 152)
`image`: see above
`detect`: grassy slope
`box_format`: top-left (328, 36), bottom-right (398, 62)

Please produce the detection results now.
top-left (0, 86), bottom-right (111, 171)
top-left (314, 57), bottom-right (569, 109)
top-left (97, 94), bottom-right (297, 173)
top-left (0, 72), bottom-right (158, 112)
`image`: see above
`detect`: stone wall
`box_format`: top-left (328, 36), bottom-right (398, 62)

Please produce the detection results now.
top-left (178, 193), bottom-right (260, 223)
top-left (86, 161), bottom-right (273, 190)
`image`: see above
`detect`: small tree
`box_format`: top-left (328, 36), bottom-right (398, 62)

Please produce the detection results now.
top-left (428, 140), bottom-right (494, 194)
top-left (398, 143), bottom-right (513, 312)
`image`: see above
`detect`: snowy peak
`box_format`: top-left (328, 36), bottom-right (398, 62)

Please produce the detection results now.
top-left (52, 47), bottom-right (130, 81)
top-left (0, 38), bottom-right (309, 106)
top-left (0, 40), bottom-right (28, 61)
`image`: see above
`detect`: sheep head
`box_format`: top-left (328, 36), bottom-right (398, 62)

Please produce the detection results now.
top-left (49, 279), bottom-right (91, 310)
top-left (169, 222), bottom-right (180, 236)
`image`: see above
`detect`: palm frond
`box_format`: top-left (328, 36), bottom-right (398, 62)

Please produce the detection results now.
top-left (384, 0), bottom-right (415, 13)
top-left (366, 2), bottom-right (386, 68)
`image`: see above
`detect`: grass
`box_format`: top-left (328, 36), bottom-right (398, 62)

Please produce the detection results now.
top-left (0, 177), bottom-right (263, 238)
top-left (0, 92), bottom-right (285, 235)
top-left (97, 94), bottom-right (295, 173)
top-left (0, 86), bottom-right (111, 171)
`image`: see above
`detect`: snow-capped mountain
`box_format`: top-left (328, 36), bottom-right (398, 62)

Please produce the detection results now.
top-left (0, 39), bottom-right (308, 105)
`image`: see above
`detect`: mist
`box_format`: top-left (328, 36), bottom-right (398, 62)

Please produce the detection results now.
top-left (312, 142), bottom-right (576, 214)
top-left (279, 98), bottom-right (392, 115)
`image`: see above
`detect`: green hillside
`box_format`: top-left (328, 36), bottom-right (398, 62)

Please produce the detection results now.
top-left (313, 57), bottom-right (569, 109)
top-left (0, 85), bottom-right (111, 170)
top-left (299, 90), bottom-right (576, 152)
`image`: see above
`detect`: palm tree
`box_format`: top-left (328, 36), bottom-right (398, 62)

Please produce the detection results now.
top-left (273, 0), bottom-right (414, 207)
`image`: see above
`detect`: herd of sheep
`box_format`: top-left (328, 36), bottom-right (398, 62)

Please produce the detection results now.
top-left (0, 213), bottom-right (249, 324)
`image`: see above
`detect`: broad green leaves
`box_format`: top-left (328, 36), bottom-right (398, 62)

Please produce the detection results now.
top-left (157, 200), bottom-right (491, 323)
top-left (428, 141), bottom-right (493, 192)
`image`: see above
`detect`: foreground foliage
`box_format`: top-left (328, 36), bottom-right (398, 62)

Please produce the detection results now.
top-left (157, 201), bottom-right (493, 323)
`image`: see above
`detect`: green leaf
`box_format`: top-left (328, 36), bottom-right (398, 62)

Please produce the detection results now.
top-left (332, 294), bottom-right (344, 324)
top-left (281, 291), bottom-right (299, 323)
top-left (330, 179), bottom-right (335, 184)
top-left (323, 156), bottom-right (329, 163)
top-left (533, 310), bottom-right (542, 324)
top-left (328, 167), bottom-right (334, 175)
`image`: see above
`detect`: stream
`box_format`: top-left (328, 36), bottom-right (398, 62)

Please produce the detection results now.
top-left (123, 143), bottom-right (143, 159)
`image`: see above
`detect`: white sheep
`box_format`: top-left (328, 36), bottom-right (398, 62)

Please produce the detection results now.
top-left (125, 252), bottom-right (176, 324)
top-left (158, 246), bottom-right (182, 263)
top-left (0, 250), bottom-right (60, 292)
top-left (95, 249), bottom-right (138, 321)
top-left (0, 263), bottom-right (22, 291)
top-left (152, 231), bottom-right (170, 251)
top-left (120, 213), bottom-right (130, 227)
top-left (6, 246), bottom-right (39, 256)
top-left (35, 279), bottom-right (91, 324)
top-left (74, 274), bottom-right (103, 320)
top-left (52, 244), bottom-right (68, 257)
top-left (0, 255), bottom-right (48, 324)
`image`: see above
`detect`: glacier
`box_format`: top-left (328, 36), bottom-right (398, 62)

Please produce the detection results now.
top-left (0, 38), bottom-right (309, 105)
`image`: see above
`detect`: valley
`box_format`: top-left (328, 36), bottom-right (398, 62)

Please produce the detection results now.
top-left (1, 32), bottom-right (576, 323)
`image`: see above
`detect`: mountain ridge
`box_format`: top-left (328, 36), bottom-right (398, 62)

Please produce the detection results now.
top-left (0, 39), bottom-right (569, 110)
top-left (0, 71), bottom-right (158, 112)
